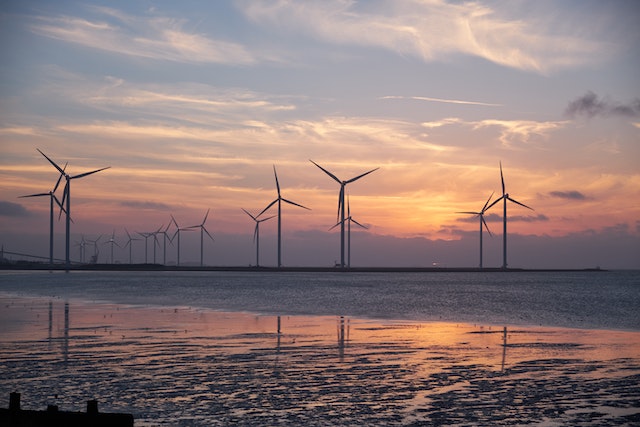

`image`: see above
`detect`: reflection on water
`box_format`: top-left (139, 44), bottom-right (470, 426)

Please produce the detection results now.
top-left (1, 296), bottom-right (639, 426)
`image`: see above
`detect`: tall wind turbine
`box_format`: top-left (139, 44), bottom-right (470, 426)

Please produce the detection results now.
top-left (124, 228), bottom-right (140, 264)
top-left (457, 192), bottom-right (493, 268)
top-left (104, 230), bottom-right (120, 264)
top-left (259, 165), bottom-right (310, 268)
top-left (19, 164), bottom-right (67, 265)
top-left (486, 162), bottom-right (534, 269)
top-left (188, 209), bottom-right (214, 267)
top-left (329, 196), bottom-right (368, 268)
top-left (37, 149), bottom-right (110, 270)
top-left (242, 208), bottom-right (275, 267)
top-left (310, 160), bottom-right (378, 268)
top-left (170, 215), bottom-right (194, 266)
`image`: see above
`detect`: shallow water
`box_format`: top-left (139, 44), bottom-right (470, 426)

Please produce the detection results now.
top-left (0, 270), bottom-right (638, 330)
top-left (1, 271), bottom-right (639, 425)
top-left (1, 297), bottom-right (639, 426)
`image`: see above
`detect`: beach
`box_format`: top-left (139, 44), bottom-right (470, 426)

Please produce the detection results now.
top-left (1, 291), bottom-right (639, 426)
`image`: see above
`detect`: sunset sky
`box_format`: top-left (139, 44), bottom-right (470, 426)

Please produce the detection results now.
top-left (1, 1), bottom-right (639, 268)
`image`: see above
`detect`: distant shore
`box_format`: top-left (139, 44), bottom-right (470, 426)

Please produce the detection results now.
top-left (0, 262), bottom-right (606, 273)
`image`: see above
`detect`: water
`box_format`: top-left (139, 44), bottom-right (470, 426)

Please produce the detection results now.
top-left (1, 271), bottom-right (639, 425)
top-left (0, 270), bottom-right (638, 330)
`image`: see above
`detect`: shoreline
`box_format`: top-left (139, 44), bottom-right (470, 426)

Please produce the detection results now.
top-left (0, 263), bottom-right (607, 273)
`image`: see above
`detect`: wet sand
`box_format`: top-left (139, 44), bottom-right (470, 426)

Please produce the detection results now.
top-left (1, 296), bottom-right (639, 426)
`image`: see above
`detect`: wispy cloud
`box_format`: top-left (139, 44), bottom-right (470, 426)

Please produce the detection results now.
top-left (29, 7), bottom-right (257, 65)
top-left (239, 0), bottom-right (609, 73)
top-left (120, 200), bottom-right (173, 211)
top-left (381, 95), bottom-right (501, 107)
top-left (471, 119), bottom-right (566, 146)
top-left (565, 91), bottom-right (640, 119)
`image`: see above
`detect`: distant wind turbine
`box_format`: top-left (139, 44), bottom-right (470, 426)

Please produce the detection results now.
top-left (242, 208), bottom-right (275, 267)
top-left (37, 149), bottom-right (110, 270)
top-left (188, 209), bottom-right (214, 267)
top-left (486, 162), bottom-right (534, 269)
top-left (259, 165), bottom-right (310, 268)
top-left (86, 235), bottom-right (102, 264)
top-left (124, 228), bottom-right (140, 264)
top-left (457, 192), bottom-right (494, 268)
top-left (104, 230), bottom-right (120, 264)
top-left (170, 215), bottom-right (195, 266)
top-left (329, 196), bottom-right (368, 268)
top-left (19, 163), bottom-right (67, 265)
top-left (310, 160), bottom-right (378, 268)
top-left (156, 222), bottom-right (172, 265)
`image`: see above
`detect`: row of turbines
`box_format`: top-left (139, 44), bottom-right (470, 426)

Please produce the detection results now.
top-left (21, 149), bottom-right (532, 270)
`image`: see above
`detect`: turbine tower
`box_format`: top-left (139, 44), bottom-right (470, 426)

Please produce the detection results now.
top-left (19, 164), bottom-right (67, 265)
top-left (457, 192), bottom-right (493, 268)
top-left (188, 209), bottom-right (214, 267)
top-left (259, 165), bottom-right (309, 268)
top-left (170, 215), bottom-right (194, 266)
top-left (329, 196), bottom-right (368, 268)
top-left (310, 160), bottom-right (378, 268)
top-left (242, 208), bottom-right (275, 267)
top-left (37, 149), bottom-right (110, 270)
top-left (104, 230), bottom-right (120, 264)
top-left (486, 162), bottom-right (534, 269)
top-left (124, 228), bottom-right (140, 264)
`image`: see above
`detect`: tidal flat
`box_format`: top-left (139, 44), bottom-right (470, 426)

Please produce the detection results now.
top-left (1, 296), bottom-right (639, 426)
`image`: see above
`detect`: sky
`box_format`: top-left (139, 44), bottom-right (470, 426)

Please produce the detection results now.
top-left (1, 0), bottom-right (639, 269)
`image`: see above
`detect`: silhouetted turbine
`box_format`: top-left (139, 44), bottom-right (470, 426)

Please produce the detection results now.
top-left (19, 163), bottom-right (67, 265)
top-left (310, 160), bottom-right (378, 268)
top-left (188, 209), bottom-right (214, 267)
top-left (259, 165), bottom-right (310, 268)
top-left (124, 228), bottom-right (140, 264)
top-left (37, 149), bottom-right (110, 270)
top-left (457, 192), bottom-right (493, 268)
top-left (486, 162), bottom-right (534, 268)
top-left (329, 196), bottom-right (367, 268)
top-left (242, 207), bottom-right (275, 267)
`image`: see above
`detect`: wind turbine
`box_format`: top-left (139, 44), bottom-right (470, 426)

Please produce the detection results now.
top-left (136, 231), bottom-right (151, 264)
top-left (86, 234), bottom-right (102, 264)
top-left (170, 215), bottom-right (195, 266)
top-left (310, 160), bottom-right (378, 268)
top-left (37, 149), bottom-right (110, 270)
top-left (156, 222), bottom-right (172, 265)
top-left (486, 162), bottom-right (534, 269)
top-left (188, 209), bottom-right (214, 267)
top-left (259, 165), bottom-right (310, 268)
top-left (123, 228), bottom-right (140, 264)
top-left (457, 192), bottom-right (494, 268)
top-left (104, 230), bottom-right (120, 264)
top-left (329, 196), bottom-right (368, 268)
top-left (19, 164), bottom-right (67, 265)
top-left (242, 208), bottom-right (275, 267)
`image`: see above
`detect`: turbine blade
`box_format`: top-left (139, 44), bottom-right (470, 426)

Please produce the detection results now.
top-left (485, 195), bottom-right (504, 211)
top-left (203, 226), bottom-right (214, 241)
top-left (202, 208), bottom-right (210, 225)
top-left (71, 166), bottom-right (110, 180)
top-left (242, 208), bottom-right (257, 221)
top-left (37, 149), bottom-right (66, 175)
top-left (19, 193), bottom-right (50, 198)
top-left (351, 218), bottom-right (368, 229)
top-left (258, 215), bottom-right (276, 223)
top-left (481, 215), bottom-right (492, 236)
top-left (481, 191), bottom-right (495, 212)
top-left (456, 211), bottom-right (480, 215)
top-left (282, 198), bottom-right (310, 210)
top-left (258, 199), bottom-right (278, 217)
top-left (328, 220), bottom-right (342, 231)
top-left (273, 165), bottom-right (281, 196)
top-left (345, 167), bottom-right (379, 184)
top-left (170, 214), bottom-right (179, 228)
top-left (337, 186), bottom-right (344, 222)
top-left (309, 159), bottom-right (341, 184)
top-left (52, 163), bottom-right (67, 192)
top-left (507, 196), bottom-right (534, 210)
top-left (499, 161), bottom-right (505, 195)
top-left (253, 223), bottom-right (258, 242)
